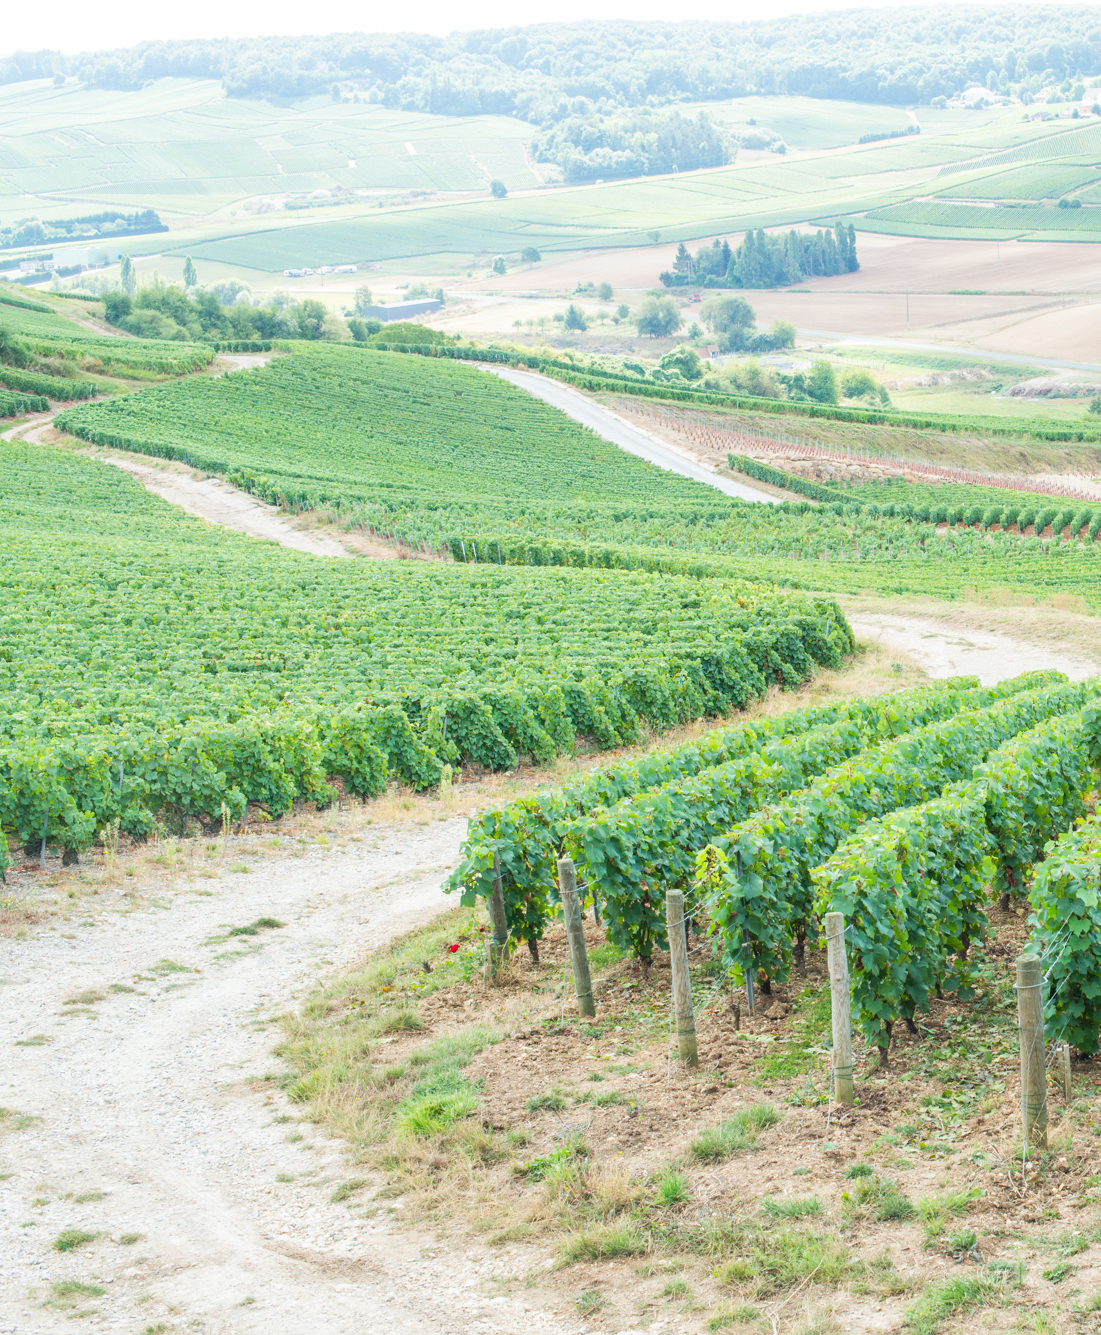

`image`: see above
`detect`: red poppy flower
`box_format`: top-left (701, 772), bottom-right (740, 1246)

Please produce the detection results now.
top-left (448, 943), bottom-right (460, 953)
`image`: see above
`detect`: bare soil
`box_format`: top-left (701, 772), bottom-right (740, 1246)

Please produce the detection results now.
top-left (314, 907), bottom-right (1101, 1334)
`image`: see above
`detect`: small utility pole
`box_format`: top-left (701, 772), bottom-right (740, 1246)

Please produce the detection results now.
top-left (666, 890), bottom-right (698, 1067)
top-left (1016, 953), bottom-right (1048, 1151)
top-left (824, 912), bottom-right (854, 1106)
top-left (487, 852), bottom-right (510, 981)
top-left (557, 857), bottom-right (595, 1018)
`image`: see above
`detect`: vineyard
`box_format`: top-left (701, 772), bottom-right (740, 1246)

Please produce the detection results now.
top-left (453, 669), bottom-right (1101, 1063)
top-left (55, 345), bottom-right (1101, 614)
top-left (0, 439), bottom-right (843, 872)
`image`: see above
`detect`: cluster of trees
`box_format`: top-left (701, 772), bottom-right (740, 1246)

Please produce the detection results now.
top-left (698, 294), bottom-right (796, 353)
top-left (661, 224), bottom-right (858, 291)
top-left (7, 12), bottom-right (1100, 116)
top-left (0, 209), bottom-right (165, 251)
top-left (102, 285), bottom-right (348, 343)
top-left (532, 109), bottom-right (730, 183)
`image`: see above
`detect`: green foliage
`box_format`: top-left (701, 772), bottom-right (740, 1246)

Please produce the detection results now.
top-left (807, 361), bottom-right (839, 405)
top-left (450, 637), bottom-right (867, 956)
top-left (714, 674), bottom-right (1081, 999)
top-left (1028, 807), bottom-right (1101, 1054)
top-left (0, 439), bottom-right (850, 847)
top-left (535, 108), bottom-right (729, 183)
top-left (813, 699), bottom-right (1099, 1050)
top-left (634, 296), bottom-right (682, 338)
top-left (0, 365), bottom-right (96, 401)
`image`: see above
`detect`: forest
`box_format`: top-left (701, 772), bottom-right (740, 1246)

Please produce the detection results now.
top-left (4, 7), bottom-right (1100, 117)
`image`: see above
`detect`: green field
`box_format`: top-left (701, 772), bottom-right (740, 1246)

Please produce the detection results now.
top-left (0, 77), bottom-right (541, 225)
top-left (862, 198), bottom-right (1101, 236)
top-left (936, 163), bottom-right (1101, 200)
top-left (4, 75), bottom-right (1099, 270)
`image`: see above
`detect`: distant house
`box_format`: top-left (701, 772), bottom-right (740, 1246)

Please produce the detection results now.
top-left (698, 345), bottom-right (720, 360)
top-left (360, 299), bottom-right (443, 321)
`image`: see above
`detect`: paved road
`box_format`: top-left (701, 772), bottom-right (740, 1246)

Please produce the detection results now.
top-left (486, 365), bottom-right (779, 504)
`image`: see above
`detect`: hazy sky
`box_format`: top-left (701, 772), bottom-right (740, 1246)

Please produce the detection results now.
top-left (0, 0), bottom-right (1051, 61)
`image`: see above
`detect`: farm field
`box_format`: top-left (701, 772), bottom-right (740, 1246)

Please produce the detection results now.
top-left (0, 76), bottom-right (543, 225)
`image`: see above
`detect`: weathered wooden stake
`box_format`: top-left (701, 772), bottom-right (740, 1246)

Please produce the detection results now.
top-left (1016, 953), bottom-right (1048, 1151)
top-left (742, 930), bottom-right (756, 1016)
top-left (1059, 1042), bottom-right (1073, 1103)
top-left (824, 911), bottom-right (854, 1107)
top-left (487, 852), bottom-right (510, 981)
top-left (557, 857), bottom-right (595, 1018)
top-left (666, 889), bottom-right (698, 1067)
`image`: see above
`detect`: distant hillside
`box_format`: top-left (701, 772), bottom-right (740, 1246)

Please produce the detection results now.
top-left (4, 8), bottom-right (1101, 117)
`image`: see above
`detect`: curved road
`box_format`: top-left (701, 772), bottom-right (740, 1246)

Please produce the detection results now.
top-left (486, 365), bottom-right (778, 504)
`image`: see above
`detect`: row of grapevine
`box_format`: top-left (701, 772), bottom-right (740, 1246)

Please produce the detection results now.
top-left (0, 704), bottom-right (434, 860)
top-left (0, 387), bottom-right (48, 417)
top-left (449, 674), bottom-right (1058, 956)
top-left (706, 677), bottom-right (1094, 988)
top-left (811, 700), bottom-right (1101, 1055)
top-left (0, 367), bottom-right (98, 401)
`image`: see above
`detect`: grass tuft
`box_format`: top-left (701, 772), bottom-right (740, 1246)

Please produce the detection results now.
top-left (716, 1227), bottom-right (859, 1298)
top-left (560, 1222), bottom-right (648, 1263)
top-left (53, 1228), bottom-right (97, 1252)
top-left (762, 1195), bottom-right (822, 1219)
top-left (903, 1268), bottom-right (1017, 1335)
top-left (690, 1104), bottom-right (780, 1162)
top-left (527, 1091), bottom-right (567, 1113)
top-left (654, 1166), bottom-right (690, 1208)
top-left (330, 1178), bottom-right (369, 1203)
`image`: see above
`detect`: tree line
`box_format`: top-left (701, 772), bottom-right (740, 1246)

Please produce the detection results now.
top-left (660, 224), bottom-right (859, 291)
top-left (5, 10), bottom-right (1100, 116)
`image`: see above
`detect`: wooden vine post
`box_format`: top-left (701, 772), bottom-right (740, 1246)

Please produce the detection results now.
top-left (666, 889), bottom-right (698, 1067)
top-left (1016, 953), bottom-right (1048, 1151)
top-left (557, 857), bottom-right (595, 1018)
top-left (487, 852), bottom-right (510, 982)
top-left (824, 911), bottom-right (854, 1106)
top-left (1058, 1042), bottom-right (1073, 1103)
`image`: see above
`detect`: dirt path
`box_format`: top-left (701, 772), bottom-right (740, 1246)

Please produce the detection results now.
top-left (0, 819), bottom-right (568, 1335)
top-left (4, 353), bottom-right (357, 560)
top-left (485, 365), bottom-right (778, 504)
top-left (846, 608), bottom-right (1100, 684)
top-left (98, 454), bottom-right (354, 559)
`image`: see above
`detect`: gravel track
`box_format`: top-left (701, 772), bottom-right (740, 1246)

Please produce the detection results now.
top-left (0, 821), bottom-right (565, 1335)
